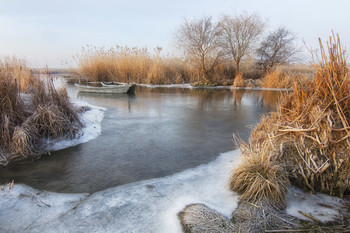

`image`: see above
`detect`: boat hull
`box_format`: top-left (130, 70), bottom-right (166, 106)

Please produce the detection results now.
top-left (75, 83), bottom-right (135, 94)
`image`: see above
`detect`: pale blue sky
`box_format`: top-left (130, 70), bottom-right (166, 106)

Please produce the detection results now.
top-left (0, 0), bottom-right (349, 68)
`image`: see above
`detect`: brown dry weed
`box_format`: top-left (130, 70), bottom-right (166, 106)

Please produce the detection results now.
top-left (233, 33), bottom-right (350, 199)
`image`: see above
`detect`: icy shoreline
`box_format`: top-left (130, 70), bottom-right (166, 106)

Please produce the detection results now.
top-left (0, 150), bottom-right (240, 232)
top-left (0, 149), bottom-right (348, 232)
top-left (137, 83), bottom-right (292, 91)
top-left (0, 91), bottom-right (347, 232)
top-left (47, 100), bottom-right (106, 151)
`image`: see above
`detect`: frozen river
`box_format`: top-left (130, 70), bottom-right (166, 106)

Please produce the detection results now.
top-left (0, 80), bottom-right (347, 232)
top-left (0, 83), bottom-right (280, 193)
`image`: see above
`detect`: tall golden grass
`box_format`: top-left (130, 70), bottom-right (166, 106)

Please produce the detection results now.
top-left (0, 57), bottom-right (82, 165)
top-left (272, 34), bottom-right (350, 197)
top-left (77, 46), bottom-right (151, 83)
top-left (259, 70), bottom-right (296, 89)
top-left (0, 57), bottom-right (33, 91)
top-left (75, 46), bottom-right (237, 85)
top-left (230, 33), bottom-right (350, 209)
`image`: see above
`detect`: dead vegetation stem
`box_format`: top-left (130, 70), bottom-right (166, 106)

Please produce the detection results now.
top-left (229, 33), bottom-right (350, 231)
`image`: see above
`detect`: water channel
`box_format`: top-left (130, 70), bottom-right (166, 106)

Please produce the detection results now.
top-left (0, 83), bottom-right (281, 193)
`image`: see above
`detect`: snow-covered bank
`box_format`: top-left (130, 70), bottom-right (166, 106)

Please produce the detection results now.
top-left (0, 149), bottom-right (348, 232)
top-left (286, 187), bottom-right (350, 223)
top-left (0, 150), bottom-right (240, 233)
top-left (48, 100), bottom-right (106, 151)
top-left (137, 83), bottom-right (292, 91)
top-left (137, 83), bottom-right (194, 89)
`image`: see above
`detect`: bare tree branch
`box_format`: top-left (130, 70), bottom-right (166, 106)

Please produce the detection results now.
top-left (219, 12), bottom-right (265, 74)
top-left (176, 16), bottom-right (222, 82)
top-left (257, 27), bottom-right (301, 72)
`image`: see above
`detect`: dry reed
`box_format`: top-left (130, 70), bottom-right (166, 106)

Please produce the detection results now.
top-left (259, 70), bottom-right (296, 89)
top-left (246, 79), bottom-right (255, 88)
top-left (271, 34), bottom-right (350, 197)
top-left (229, 31), bottom-right (350, 228)
top-left (76, 46), bottom-right (150, 83)
top-left (75, 45), bottom-right (237, 85)
top-left (232, 73), bottom-right (245, 88)
top-left (0, 57), bottom-right (33, 91)
top-left (0, 57), bottom-right (83, 165)
top-left (232, 201), bottom-right (298, 232)
top-left (231, 33), bottom-right (350, 203)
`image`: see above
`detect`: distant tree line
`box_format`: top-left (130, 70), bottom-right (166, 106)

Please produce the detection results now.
top-left (175, 12), bottom-right (300, 83)
top-left (76, 12), bottom-right (301, 85)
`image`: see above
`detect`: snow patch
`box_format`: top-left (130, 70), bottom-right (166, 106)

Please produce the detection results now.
top-left (0, 184), bottom-right (88, 232)
top-left (49, 100), bottom-right (106, 151)
top-left (286, 186), bottom-right (349, 223)
top-left (0, 150), bottom-right (240, 232)
top-left (138, 83), bottom-right (194, 89)
top-left (137, 83), bottom-right (291, 91)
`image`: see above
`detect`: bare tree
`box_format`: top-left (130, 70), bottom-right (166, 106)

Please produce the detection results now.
top-left (176, 16), bottom-right (222, 82)
top-left (219, 12), bottom-right (265, 74)
top-left (257, 26), bottom-right (300, 72)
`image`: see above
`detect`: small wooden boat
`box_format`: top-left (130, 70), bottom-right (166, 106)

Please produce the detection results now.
top-left (75, 82), bottom-right (135, 94)
top-left (100, 81), bottom-right (122, 87)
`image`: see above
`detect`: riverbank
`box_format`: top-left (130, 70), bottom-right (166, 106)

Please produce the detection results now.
top-left (137, 83), bottom-right (292, 91)
top-left (0, 93), bottom-right (105, 166)
top-left (0, 58), bottom-right (88, 166)
top-left (0, 150), bottom-right (348, 232)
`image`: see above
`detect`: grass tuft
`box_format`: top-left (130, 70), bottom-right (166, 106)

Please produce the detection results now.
top-left (232, 73), bottom-right (245, 88)
top-left (229, 142), bottom-right (289, 209)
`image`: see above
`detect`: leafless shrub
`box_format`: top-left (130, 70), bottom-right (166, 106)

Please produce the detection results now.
top-left (257, 26), bottom-right (300, 72)
top-left (176, 16), bottom-right (223, 83)
top-left (219, 12), bottom-right (265, 74)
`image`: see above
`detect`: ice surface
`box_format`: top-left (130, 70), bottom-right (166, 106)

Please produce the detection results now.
top-left (0, 149), bottom-right (348, 232)
top-left (48, 100), bottom-right (106, 151)
top-left (0, 150), bottom-right (240, 233)
top-left (0, 184), bottom-right (89, 232)
top-left (286, 186), bottom-right (350, 223)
